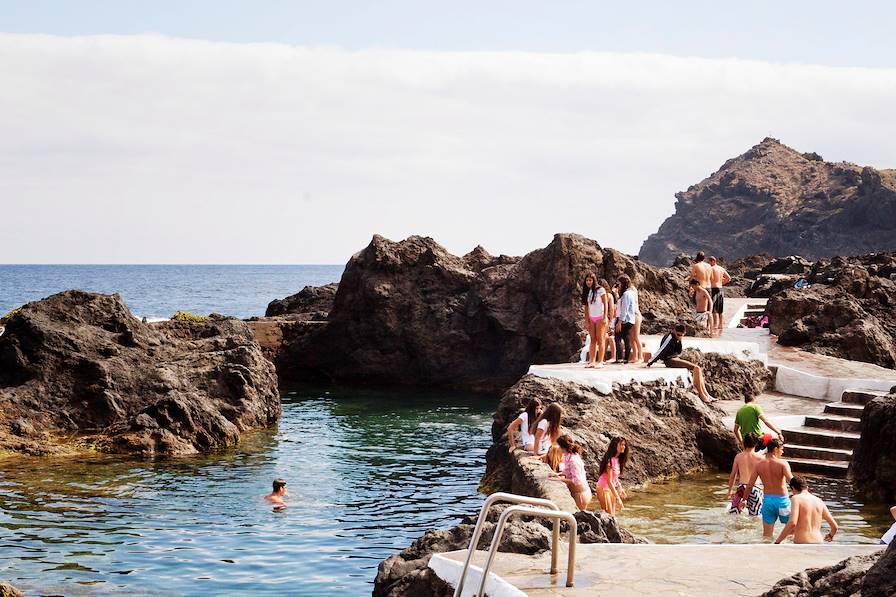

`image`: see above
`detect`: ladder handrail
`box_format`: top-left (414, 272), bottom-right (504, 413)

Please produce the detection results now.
top-left (453, 492), bottom-right (562, 597)
top-left (475, 505), bottom-right (577, 596)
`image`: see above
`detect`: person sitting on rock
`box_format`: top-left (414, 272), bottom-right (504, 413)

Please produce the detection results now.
top-left (264, 478), bottom-right (288, 507)
top-left (727, 432), bottom-right (764, 515)
top-left (549, 435), bottom-right (592, 510)
top-left (733, 394), bottom-right (783, 449)
top-left (880, 505), bottom-right (896, 545)
top-left (531, 403), bottom-right (563, 458)
top-left (774, 476), bottom-right (838, 544)
top-left (506, 398), bottom-right (544, 453)
top-left (688, 278), bottom-right (712, 330)
top-left (646, 323), bottom-right (717, 404)
top-left (595, 436), bottom-right (628, 516)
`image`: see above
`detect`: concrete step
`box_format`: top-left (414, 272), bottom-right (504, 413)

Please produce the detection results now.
top-left (785, 444), bottom-right (853, 462)
top-left (744, 308), bottom-right (766, 314)
top-left (746, 303), bottom-right (767, 309)
top-left (841, 388), bottom-right (890, 405)
top-left (782, 427), bottom-right (860, 450)
top-left (824, 402), bottom-right (866, 417)
top-left (804, 414), bottom-right (862, 433)
top-left (788, 457), bottom-right (850, 478)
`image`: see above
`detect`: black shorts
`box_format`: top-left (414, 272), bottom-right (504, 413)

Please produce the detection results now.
top-left (710, 287), bottom-right (724, 314)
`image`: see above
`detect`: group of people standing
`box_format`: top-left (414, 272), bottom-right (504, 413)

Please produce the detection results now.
top-left (688, 251), bottom-right (731, 332)
top-left (581, 273), bottom-right (643, 368)
top-left (506, 399), bottom-right (628, 514)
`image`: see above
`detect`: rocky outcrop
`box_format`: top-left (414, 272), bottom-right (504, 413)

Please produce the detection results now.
top-left (0, 290), bottom-right (281, 456)
top-left (761, 541), bottom-right (895, 597)
top-left (484, 375), bottom-right (738, 493)
top-left (766, 253), bottom-right (896, 367)
top-left (373, 503), bottom-right (643, 597)
top-left (639, 138), bottom-right (896, 266)
top-left (0, 582), bottom-right (23, 597)
top-left (264, 282), bottom-right (338, 318)
top-left (267, 233), bottom-right (699, 391)
top-left (679, 349), bottom-right (771, 401)
top-left (851, 391), bottom-right (896, 502)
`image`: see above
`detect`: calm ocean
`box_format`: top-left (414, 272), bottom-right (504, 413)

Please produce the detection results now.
top-left (0, 264), bottom-right (344, 320)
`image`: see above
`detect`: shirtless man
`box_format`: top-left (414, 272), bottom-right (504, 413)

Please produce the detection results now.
top-left (264, 478), bottom-right (288, 507)
top-left (727, 432), bottom-right (764, 515)
top-left (774, 476), bottom-right (838, 544)
top-left (745, 439), bottom-right (793, 539)
top-left (690, 251), bottom-right (713, 290)
top-left (708, 256), bottom-right (731, 330)
top-left (688, 279), bottom-right (712, 330)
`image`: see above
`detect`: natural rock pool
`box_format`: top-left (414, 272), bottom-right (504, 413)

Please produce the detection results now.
top-left (0, 387), bottom-right (496, 596)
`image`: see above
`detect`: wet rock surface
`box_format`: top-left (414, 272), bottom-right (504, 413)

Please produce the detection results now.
top-left (266, 233), bottom-right (700, 391)
top-left (372, 503), bottom-right (643, 597)
top-left (761, 541), bottom-right (894, 597)
top-left (484, 375), bottom-right (738, 493)
top-left (766, 252), bottom-right (896, 367)
top-left (639, 137), bottom-right (896, 266)
top-left (851, 391), bottom-right (896, 502)
top-left (0, 290), bottom-right (281, 456)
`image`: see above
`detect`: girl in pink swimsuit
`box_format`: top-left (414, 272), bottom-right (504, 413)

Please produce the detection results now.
top-left (551, 435), bottom-right (592, 510)
top-left (596, 436), bottom-right (629, 516)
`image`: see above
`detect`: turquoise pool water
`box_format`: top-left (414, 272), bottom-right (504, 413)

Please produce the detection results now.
top-left (0, 387), bottom-right (496, 596)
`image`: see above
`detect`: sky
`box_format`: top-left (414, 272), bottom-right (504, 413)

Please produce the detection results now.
top-left (1, 1), bottom-right (895, 264)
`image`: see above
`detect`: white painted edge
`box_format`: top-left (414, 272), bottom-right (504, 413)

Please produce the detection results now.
top-left (428, 553), bottom-right (527, 597)
top-left (773, 364), bottom-right (896, 402)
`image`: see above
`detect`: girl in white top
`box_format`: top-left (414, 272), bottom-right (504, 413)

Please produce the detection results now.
top-left (581, 272), bottom-right (610, 368)
top-left (532, 403), bottom-right (563, 458)
top-left (506, 398), bottom-right (543, 452)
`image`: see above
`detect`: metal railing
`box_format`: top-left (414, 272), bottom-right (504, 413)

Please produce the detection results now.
top-left (453, 492), bottom-right (577, 597)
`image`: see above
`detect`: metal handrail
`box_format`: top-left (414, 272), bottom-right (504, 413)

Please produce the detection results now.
top-left (453, 492), bottom-right (565, 597)
top-left (475, 505), bottom-right (577, 596)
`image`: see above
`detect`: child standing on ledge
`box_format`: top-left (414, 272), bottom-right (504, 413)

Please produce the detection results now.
top-left (550, 435), bottom-right (592, 510)
top-left (596, 436), bottom-right (629, 515)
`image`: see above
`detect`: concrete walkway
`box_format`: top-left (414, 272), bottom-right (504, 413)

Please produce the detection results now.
top-left (433, 543), bottom-right (883, 596)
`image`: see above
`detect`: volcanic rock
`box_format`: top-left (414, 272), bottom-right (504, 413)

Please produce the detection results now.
top-left (0, 290), bottom-right (281, 456)
top-left (483, 375), bottom-right (738, 493)
top-left (639, 138), bottom-right (896, 266)
top-left (679, 348), bottom-right (771, 401)
top-left (373, 503), bottom-right (643, 597)
top-left (266, 233), bottom-right (700, 391)
top-left (264, 282), bottom-right (338, 318)
top-left (851, 391), bottom-right (896, 502)
top-left (766, 252), bottom-right (896, 367)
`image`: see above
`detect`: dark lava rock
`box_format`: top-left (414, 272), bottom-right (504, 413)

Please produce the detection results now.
top-left (373, 503), bottom-right (644, 597)
top-left (639, 138), bottom-right (896, 266)
top-left (483, 375), bottom-right (738, 493)
top-left (767, 252), bottom-right (896, 367)
top-left (266, 233), bottom-right (700, 391)
top-left (761, 541), bottom-right (895, 597)
top-left (0, 290), bottom-right (281, 456)
top-left (679, 348), bottom-right (771, 401)
top-left (264, 282), bottom-right (338, 318)
top-left (851, 392), bottom-right (896, 502)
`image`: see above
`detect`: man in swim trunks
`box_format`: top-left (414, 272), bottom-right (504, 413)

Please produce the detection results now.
top-left (688, 278), bottom-right (712, 330)
top-left (708, 256), bottom-right (731, 330)
top-left (264, 478), bottom-right (288, 507)
top-left (774, 476), bottom-right (838, 544)
top-left (745, 439), bottom-right (793, 539)
top-left (690, 251), bottom-right (713, 290)
top-left (727, 432), bottom-right (764, 515)
top-left (646, 323), bottom-right (716, 404)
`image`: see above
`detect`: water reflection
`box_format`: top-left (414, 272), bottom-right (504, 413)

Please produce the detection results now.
top-left (0, 386), bottom-right (496, 596)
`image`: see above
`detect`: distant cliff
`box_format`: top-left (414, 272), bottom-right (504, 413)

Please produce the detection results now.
top-left (639, 138), bottom-right (896, 265)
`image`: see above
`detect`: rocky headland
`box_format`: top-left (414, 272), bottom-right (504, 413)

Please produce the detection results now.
top-left (639, 138), bottom-right (896, 266)
top-left (851, 389), bottom-right (896, 502)
top-left (255, 233), bottom-right (703, 391)
top-left (0, 290), bottom-right (281, 456)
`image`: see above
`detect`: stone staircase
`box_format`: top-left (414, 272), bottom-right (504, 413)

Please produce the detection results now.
top-left (738, 302), bottom-right (768, 327)
top-left (782, 388), bottom-right (887, 477)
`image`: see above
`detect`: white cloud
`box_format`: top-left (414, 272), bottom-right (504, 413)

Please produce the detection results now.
top-left (1, 33), bottom-right (895, 263)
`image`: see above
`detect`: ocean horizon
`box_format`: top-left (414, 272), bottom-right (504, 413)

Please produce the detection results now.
top-left (0, 264), bottom-right (345, 320)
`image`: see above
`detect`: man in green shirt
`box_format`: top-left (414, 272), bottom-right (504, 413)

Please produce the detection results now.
top-left (734, 395), bottom-right (784, 449)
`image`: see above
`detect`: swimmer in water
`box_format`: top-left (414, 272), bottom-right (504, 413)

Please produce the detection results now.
top-left (265, 478), bottom-right (288, 507)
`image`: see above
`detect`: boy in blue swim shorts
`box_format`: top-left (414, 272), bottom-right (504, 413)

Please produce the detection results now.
top-left (745, 439), bottom-right (794, 539)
